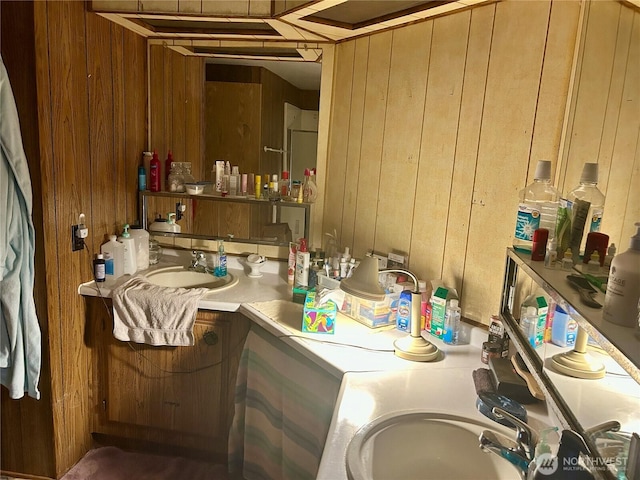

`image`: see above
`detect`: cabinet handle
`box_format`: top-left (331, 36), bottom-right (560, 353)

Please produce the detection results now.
top-left (203, 330), bottom-right (218, 345)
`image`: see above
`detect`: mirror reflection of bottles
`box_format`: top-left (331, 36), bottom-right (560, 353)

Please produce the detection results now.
top-left (302, 168), bottom-right (318, 203)
top-left (603, 222), bottom-right (640, 327)
top-left (513, 160), bottom-right (559, 254)
top-left (556, 163), bottom-right (605, 259)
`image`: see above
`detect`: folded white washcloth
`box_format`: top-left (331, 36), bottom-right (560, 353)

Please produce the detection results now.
top-left (111, 276), bottom-right (210, 346)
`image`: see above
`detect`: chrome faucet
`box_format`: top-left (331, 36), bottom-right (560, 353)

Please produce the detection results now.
top-left (479, 407), bottom-right (538, 479)
top-left (189, 250), bottom-right (208, 273)
top-left (479, 429), bottom-right (530, 480)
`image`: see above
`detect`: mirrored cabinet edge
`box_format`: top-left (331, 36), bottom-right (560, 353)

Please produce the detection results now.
top-left (500, 247), bottom-right (639, 480)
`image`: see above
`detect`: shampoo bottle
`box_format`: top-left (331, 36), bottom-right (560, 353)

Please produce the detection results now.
top-left (149, 150), bottom-right (161, 192)
top-left (117, 224), bottom-right (137, 275)
top-left (101, 235), bottom-right (124, 281)
top-left (603, 222), bottom-right (640, 327)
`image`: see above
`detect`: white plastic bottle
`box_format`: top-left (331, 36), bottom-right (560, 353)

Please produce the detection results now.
top-left (561, 162), bottom-right (606, 255)
top-left (117, 224), bottom-right (137, 275)
top-left (443, 299), bottom-right (461, 345)
top-left (513, 160), bottom-right (560, 253)
top-left (101, 235), bottom-right (124, 281)
top-left (603, 222), bottom-right (640, 327)
top-left (295, 238), bottom-right (310, 287)
top-left (128, 224), bottom-right (150, 270)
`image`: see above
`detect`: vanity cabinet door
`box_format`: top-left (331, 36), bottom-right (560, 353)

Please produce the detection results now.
top-left (88, 298), bottom-right (250, 458)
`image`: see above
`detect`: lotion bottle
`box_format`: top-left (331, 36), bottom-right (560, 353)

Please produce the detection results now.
top-left (295, 238), bottom-right (310, 288)
top-left (117, 224), bottom-right (137, 275)
top-left (603, 222), bottom-right (640, 327)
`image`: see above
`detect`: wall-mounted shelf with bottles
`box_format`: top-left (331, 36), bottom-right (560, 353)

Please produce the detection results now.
top-left (503, 248), bottom-right (639, 381)
top-left (500, 247), bottom-right (639, 480)
top-left (139, 190), bottom-right (311, 246)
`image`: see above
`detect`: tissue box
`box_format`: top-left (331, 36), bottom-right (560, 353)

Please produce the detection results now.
top-left (302, 291), bottom-right (336, 334)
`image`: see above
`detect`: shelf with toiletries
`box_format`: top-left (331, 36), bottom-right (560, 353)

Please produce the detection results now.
top-left (139, 190), bottom-right (311, 247)
top-left (504, 248), bottom-right (639, 381)
top-left (500, 247), bottom-right (640, 480)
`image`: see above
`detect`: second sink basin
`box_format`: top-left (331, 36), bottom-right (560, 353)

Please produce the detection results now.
top-left (145, 266), bottom-right (238, 291)
top-left (346, 411), bottom-right (520, 480)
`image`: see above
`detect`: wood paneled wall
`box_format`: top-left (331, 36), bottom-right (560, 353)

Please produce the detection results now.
top-left (560, 1), bottom-right (640, 247)
top-left (1, 1), bottom-right (147, 478)
top-left (323, 1), bottom-right (588, 325)
top-left (150, 44), bottom-right (204, 184)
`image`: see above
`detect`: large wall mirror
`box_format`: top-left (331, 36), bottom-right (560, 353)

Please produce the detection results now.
top-left (516, 0), bottom-right (640, 473)
top-left (146, 42), bottom-right (327, 248)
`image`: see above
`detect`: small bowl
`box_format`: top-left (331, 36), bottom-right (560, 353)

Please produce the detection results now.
top-left (185, 183), bottom-right (204, 195)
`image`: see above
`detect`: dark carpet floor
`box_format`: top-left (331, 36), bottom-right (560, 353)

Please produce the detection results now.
top-left (60, 446), bottom-right (229, 480)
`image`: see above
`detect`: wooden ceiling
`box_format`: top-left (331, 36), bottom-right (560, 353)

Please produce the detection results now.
top-left (92, 0), bottom-right (494, 62)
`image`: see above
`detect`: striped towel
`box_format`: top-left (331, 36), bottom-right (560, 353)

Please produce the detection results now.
top-left (229, 324), bottom-right (340, 480)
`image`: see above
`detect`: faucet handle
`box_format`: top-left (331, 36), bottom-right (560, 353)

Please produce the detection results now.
top-left (492, 407), bottom-right (537, 460)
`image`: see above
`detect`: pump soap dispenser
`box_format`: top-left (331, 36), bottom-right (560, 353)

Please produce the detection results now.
top-left (603, 222), bottom-right (640, 327)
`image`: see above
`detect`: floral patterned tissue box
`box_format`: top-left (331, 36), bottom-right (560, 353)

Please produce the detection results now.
top-left (302, 291), bottom-right (336, 334)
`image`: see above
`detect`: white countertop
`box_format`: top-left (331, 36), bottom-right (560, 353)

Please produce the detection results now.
top-left (78, 249), bottom-right (558, 479)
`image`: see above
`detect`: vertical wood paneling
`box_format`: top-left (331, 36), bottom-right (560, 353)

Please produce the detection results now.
top-left (439, 6), bottom-right (493, 321)
top-left (46, 1), bottom-right (94, 472)
top-left (376, 22), bottom-right (431, 257)
top-left (529, 2), bottom-right (581, 169)
top-left (1, 2), bottom-right (147, 477)
top-left (124, 28), bottom-right (149, 225)
top-left (340, 37), bottom-right (370, 251)
top-left (607, 10), bottom-right (640, 243)
top-left (351, 32), bottom-right (392, 258)
top-left (413, 13), bottom-right (468, 285)
top-left (459, 1), bottom-right (552, 320)
top-left (88, 10), bottom-right (117, 241)
top-left (324, 40), bottom-right (355, 247)
top-left (325, 0), bottom-right (610, 325)
top-left (562, 2), bottom-right (620, 193)
top-left (171, 53), bottom-right (187, 167)
top-left (185, 57), bottom-right (204, 179)
top-left (0, 0), bottom-right (56, 476)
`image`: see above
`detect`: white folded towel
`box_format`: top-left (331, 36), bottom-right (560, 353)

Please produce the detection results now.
top-left (111, 276), bottom-right (209, 346)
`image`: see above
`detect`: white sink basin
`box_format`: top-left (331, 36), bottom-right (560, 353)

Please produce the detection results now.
top-left (145, 266), bottom-right (238, 291)
top-left (346, 411), bottom-right (520, 480)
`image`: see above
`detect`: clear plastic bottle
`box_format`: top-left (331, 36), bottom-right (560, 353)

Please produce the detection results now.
top-left (561, 163), bottom-right (606, 256)
top-left (214, 239), bottom-right (227, 277)
top-left (513, 160), bottom-right (560, 253)
top-left (520, 306), bottom-right (538, 347)
top-left (443, 299), bottom-right (461, 345)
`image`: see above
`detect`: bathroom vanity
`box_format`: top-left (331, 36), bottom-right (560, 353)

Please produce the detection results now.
top-left (86, 299), bottom-right (250, 461)
top-left (79, 247), bottom-right (639, 478)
